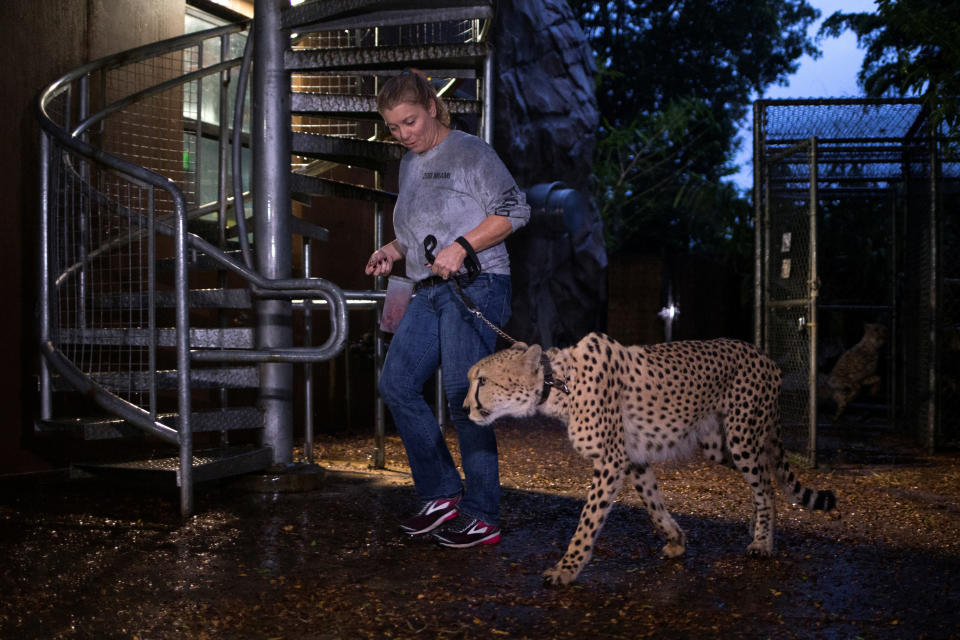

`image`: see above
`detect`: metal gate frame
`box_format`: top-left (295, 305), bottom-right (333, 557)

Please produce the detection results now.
top-left (756, 137), bottom-right (819, 466)
top-left (753, 97), bottom-right (960, 456)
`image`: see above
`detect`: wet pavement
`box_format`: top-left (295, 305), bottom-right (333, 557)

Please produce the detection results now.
top-left (1, 417), bottom-right (958, 639)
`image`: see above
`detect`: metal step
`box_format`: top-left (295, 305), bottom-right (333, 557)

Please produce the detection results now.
top-left (92, 288), bottom-right (253, 310)
top-left (290, 173), bottom-right (398, 206)
top-left (156, 249), bottom-right (247, 273)
top-left (57, 327), bottom-right (254, 349)
top-left (290, 132), bottom-right (404, 170)
top-left (291, 215), bottom-right (331, 242)
top-left (50, 366), bottom-right (260, 392)
top-left (291, 93), bottom-right (481, 119)
top-left (36, 407), bottom-right (263, 440)
top-left (284, 0), bottom-right (493, 32)
top-left (73, 446), bottom-right (274, 486)
top-left (285, 42), bottom-right (488, 72)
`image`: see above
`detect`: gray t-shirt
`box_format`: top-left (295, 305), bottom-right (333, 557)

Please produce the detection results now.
top-left (393, 129), bottom-right (530, 281)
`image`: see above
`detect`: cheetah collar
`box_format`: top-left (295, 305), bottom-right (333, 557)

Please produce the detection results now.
top-left (539, 353), bottom-right (570, 404)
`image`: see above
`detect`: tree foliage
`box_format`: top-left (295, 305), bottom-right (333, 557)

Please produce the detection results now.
top-left (569, 0), bottom-right (819, 258)
top-left (821, 0), bottom-right (960, 133)
top-left (594, 99), bottom-right (752, 258)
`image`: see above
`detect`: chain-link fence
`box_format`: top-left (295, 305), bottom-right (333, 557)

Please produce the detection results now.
top-left (755, 98), bottom-right (960, 457)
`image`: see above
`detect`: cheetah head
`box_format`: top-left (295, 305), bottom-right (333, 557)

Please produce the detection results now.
top-left (464, 342), bottom-right (544, 425)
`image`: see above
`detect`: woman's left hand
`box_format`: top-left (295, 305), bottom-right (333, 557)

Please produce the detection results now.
top-left (430, 242), bottom-right (467, 279)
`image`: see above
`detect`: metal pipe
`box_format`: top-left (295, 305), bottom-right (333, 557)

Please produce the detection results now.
top-left (753, 101), bottom-right (763, 346)
top-left (304, 239), bottom-right (314, 462)
top-left (252, 0), bottom-right (294, 465)
top-left (72, 59), bottom-right (243, 138)
top-left (175, 181), bottom-right (194, 519)
top-left (218, 32), bottom-right (230, 249)
top-left (195, 40), bottom-right (204, 208)
top-left (482, 46), bottom-right (494, 144)
top-left (148, 187), bottom-right (158, 418)
top-left (807, 137), bottom-right (819, 468)
top-left (762, 150), bottom-right (772, 350)
top-left (887, 191), bottom-right (898, 434)
top-left (373, 199), bottom-right (386, 468)
top-left (217, 32), bottom-right (232, 430)
top-left (232, 26), bottom-right (254, 268)
top-left (926, 134), bottom-right (939, 453)
top-left (39, 133), bottom-right (52, 421)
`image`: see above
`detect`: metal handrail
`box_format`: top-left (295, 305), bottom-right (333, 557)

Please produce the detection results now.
top-left (36, 23), bottom-right (349, 366)
top-left (36, 21), bottom-right (349, 516)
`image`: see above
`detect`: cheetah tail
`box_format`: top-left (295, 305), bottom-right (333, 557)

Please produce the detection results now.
top-left (771, 440), bottom-right (837, 512)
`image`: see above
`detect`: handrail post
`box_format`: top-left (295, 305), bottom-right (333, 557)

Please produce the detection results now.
top-left (38, 133), bottom-right (53, 421)
top-left (175, 189), bottom-right (194, 518)
top-left (304, 239), bottom-right (314, 462)
top-left (253, 0), bottom-right (294, 465)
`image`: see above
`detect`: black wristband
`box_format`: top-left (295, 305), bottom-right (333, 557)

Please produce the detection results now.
top-left (454, 236), bottom-right (481, 276)
top-left (454, 236), bottom-right (477, 261)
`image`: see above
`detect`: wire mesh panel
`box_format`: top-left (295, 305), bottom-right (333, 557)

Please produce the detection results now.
top-left (940, 181), bottom-right (960, 449)
top-left (900, 142), bottom-right (935, 447)
top-left (763, 140), bottom-right (816, 463)
top-left (38, 25), bottom-right (251, 422)
top-left (48, 137), bottom-right (160, 412)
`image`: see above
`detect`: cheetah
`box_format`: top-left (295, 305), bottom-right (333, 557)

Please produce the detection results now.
top-left (827, 323), bottom-right (886, 420)
top-left (464, 332), bottom-right (837, 585)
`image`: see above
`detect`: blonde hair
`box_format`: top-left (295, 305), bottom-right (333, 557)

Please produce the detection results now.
top-left (376, 68), bottom-right (451, 127)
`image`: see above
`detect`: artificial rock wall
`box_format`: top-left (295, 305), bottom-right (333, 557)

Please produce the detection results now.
top-left (492, 0), bottom-right (608, 348)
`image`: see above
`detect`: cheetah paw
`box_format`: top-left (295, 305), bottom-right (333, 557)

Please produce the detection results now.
top-left (542, 565), bottom-right (579, 585)
top-left (746, 540), bottom-right (774, 556)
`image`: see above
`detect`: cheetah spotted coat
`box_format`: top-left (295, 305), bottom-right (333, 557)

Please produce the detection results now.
top-left (464, 332), bottom-right (837, 585)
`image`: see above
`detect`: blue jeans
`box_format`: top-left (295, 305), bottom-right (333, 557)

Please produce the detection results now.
top-left (379, 273), bottom-right (512, 525)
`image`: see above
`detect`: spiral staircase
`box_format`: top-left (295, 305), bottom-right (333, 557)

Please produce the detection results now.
top-left (35, 0), bottom-right (494, 516)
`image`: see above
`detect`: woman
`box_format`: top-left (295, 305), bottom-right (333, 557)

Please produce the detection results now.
top-left (365, 69), bottom-right (529, 548)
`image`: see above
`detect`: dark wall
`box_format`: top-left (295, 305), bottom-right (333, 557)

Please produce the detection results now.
top-left (0, 0), bottom-right (184, 475)
top-left (607, 253), bottom-right (751, 347)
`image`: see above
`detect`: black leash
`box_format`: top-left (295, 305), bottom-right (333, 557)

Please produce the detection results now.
top-left (422, 234), bottom-right (569, 402)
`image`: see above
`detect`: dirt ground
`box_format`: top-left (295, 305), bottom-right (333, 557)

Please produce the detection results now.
top-left (1, 416), bottom-right (958, 639)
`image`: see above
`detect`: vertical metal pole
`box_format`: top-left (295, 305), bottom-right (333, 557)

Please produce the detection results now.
top-left (39, 133), bottom-right (52, 421)
top-left (888, 191), bottom-right (898, 428)
top-left (147, 188), bottom-right (158, 418)
top-left (217, 33), bottom-right (232, 442)
top-left (807, 138), bottom-right (819, 467)
top-left (926, 135), bottom-right (939, 453)
top-left (374, 199), bottom-right (386, 469)
top-left (303, 239), bottom-right (314, 462)
top-left (761, 157), bottom-right (772, 351)
top-left (482, 48), bottom-right (494, 144)
top-left (373, 43), bottom-right (387, 468)
top-left (218, 33), bottom-right (231, 247)
top-left (753, 101), bottom-right (764, 347)
top-left (253, 0), bottom-right (294, 465)
top-left (174, 187), bottom-right (194, 518)
top-left (195, 41), bottom-right (204, 205)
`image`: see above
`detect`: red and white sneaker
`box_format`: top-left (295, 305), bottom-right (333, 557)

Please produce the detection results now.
top-left (432, 513), bottom-right (501, 548)
top-left (399, 495), bottom-right (461, 536)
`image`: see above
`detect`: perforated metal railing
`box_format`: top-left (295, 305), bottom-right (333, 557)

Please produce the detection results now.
top-left (755, 98), bottom-right (960, 455)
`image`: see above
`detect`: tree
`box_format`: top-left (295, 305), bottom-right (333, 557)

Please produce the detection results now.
top-left (593, 98), bottom-right (751, 259)
top-left (821, 0), bottom-right (960, 133)
top-left (569, 0), bottom-right (819, 257)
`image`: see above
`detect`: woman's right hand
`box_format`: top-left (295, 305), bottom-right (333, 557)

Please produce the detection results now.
top-left (365, 248), bottom-right (394, 276)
